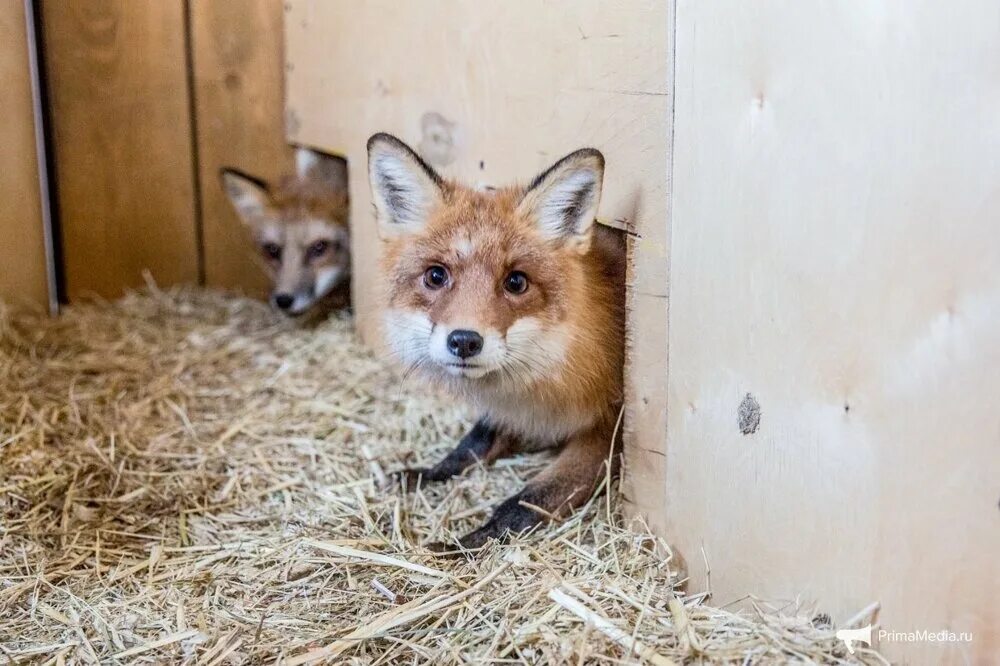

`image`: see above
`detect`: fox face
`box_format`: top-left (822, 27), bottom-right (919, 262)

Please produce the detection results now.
top-left (221, 147), bottom-right (350, 315)
top-left (368, 133), bottom-right (607, 395)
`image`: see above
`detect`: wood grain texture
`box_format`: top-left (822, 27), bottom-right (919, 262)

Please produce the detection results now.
top-left (42, 0), bottom-right (199, 300)
top-left (0, 0), bottom-right (50, 307)
top-left (191, 0), bottom-right (291, 297)
top-left (666, 2), bottom-right (999, 662)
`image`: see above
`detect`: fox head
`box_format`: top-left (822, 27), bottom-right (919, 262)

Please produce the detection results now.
top-left (368, 133), bottom-right (605, 388)
top-left (221, 147), bottom-right (350, 315)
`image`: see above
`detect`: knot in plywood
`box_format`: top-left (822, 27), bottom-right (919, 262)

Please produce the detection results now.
top-left (418, 111), bottom-right (457, 167)
top-left (737, 393), bottom-right (761, 435)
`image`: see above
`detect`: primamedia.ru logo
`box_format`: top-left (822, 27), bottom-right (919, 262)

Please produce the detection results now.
top-left (836, 625), bottom-right (973, 654)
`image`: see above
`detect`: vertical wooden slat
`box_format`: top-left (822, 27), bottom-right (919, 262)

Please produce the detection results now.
top-left (0, 0), bottom-right (50, 308)
top-left (622, 1), bottom-right (674, 540)
top-left (664, 2), bottom-right (999, 661)
top-left (42, 0), bottom-right (199, 300)
top-left (191, 0), bottom-right (290, 297)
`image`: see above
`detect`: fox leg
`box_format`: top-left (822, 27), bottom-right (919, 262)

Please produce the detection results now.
top-left (395, 418), bottom-right (513, 487)
top-left (448, 423), bottom-right (618, 551)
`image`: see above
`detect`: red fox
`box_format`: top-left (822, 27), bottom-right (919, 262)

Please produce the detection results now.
top-left (368, 133), bottom-right (625, 550)
top-left (221, 147), bottom-right (350, 315)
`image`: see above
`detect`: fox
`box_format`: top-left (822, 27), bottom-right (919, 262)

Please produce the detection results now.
top-left (221, 147), bottom-right (350, 316)
top-left (368, 133), bottom-right (625, 550)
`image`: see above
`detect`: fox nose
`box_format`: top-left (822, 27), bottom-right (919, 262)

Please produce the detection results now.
top-left (273, 294), bottom-right (294, 310)
top-left (447, 329), bottom-right (483, 359)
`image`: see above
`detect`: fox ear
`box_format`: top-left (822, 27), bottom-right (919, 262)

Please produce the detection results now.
top-left (295, 146), bottom-right (348, 193)
top-left (367, 133), bottom-right (444, 238)
top-left (220, 169), bottom-right (271, 225)
top-left (518, 148), bottom-right (604, 252)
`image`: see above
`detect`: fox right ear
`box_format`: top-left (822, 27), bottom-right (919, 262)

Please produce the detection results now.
top-left (367, 133), bottom-right (443, 238)
top-left (295, 146), bottom-right (348, 194)
top-left (517, 148), bottom-right (604, 253)
top-left (220, 169), bottom-right (271, 225)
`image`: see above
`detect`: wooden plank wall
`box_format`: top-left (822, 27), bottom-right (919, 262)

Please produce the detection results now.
top-left (0, 0), bottom-right (50, 308)
top-left (41, 0), bottom-right (200, 300)
top-left (192, 0), bottom-right (291, 297)
top-left (37, 0), bottom-right (287, 301)
top-left (663, 2), bottom-right (999, 662)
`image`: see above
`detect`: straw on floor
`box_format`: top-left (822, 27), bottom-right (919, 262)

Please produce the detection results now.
top-left (0, 287), bottom-right (883, 664)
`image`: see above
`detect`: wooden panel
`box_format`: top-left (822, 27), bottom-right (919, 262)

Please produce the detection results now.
top-left (42, 0), bottom-right (199, 300)
top-left (0, 0), bottom-right (50, 308)
top-left (192, 0), bottom-right (290, 297)
top-left (666, 2), bottom-right (999, 662)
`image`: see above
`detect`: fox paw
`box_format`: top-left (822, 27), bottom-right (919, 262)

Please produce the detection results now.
top-left (389, 467), bottom-right (427, 489)
top-left (424, 540), bottom-right (468, 558)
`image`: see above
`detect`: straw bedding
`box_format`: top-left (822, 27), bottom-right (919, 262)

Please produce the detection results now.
top-left (0, 287), bottom-right (882, 664)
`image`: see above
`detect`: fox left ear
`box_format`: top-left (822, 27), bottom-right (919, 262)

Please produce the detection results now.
top-left (220, 169), bottom-right (271, 225)
top-left (367, 133), bottom-right (444, 238)
top-left (518, 148), bottom-right (604, 252)
top-left (295, 146), bottom-right (348, 193)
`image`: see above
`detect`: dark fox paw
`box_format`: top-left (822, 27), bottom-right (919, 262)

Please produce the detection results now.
top-left (425, 514), bottom-right (505, 555)
top-left (389, 467), bottom-right (433, 490)
top-left (424, 540), bottom-right (472, 558)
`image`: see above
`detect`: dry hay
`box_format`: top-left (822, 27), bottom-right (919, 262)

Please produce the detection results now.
top-left (0, 287), bottom-right (884, 664)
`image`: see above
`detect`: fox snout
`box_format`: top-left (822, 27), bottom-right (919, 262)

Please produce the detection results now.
top-left (426, 322), bottom-right (504, 379)
top-left (271, 287), bottom-right (336, 316)
top-left (273, 293), bottom-right (295, 311)
top-left (270, 260), bottom-right (346, 316)
top-left (384, 308), bottom-right (570, 386)
top-left (446, 330), bottom-right (483, 358)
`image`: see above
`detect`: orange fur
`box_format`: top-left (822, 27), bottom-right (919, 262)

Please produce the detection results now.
top-left (268, 175), bottom-right (349, 228)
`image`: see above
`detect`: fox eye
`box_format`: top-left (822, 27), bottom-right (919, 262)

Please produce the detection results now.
top-left (423, 265), bottom-right (449, 289)
top-left (503, 270), bottom-right (529, 295)
top-left (307, 240), bottom-right (330, 259)
top-left (262, 243), bottom-right (282, 261)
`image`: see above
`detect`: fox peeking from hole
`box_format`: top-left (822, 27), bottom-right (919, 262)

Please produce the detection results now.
top-left (368, 133), bottom-right (626, 551)
top-left (221, 147), bottom-right (350, 316)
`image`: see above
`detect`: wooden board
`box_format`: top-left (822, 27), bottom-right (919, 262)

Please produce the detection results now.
top-left (191, 0), bottom-right (291, 297)
top-left (0, 0), bottom-right (50, 308)
top-left (285, 2), bottom-right (673, 521)
top-left (42, 0), bottom-right (199, 300)
top-left (665, 2), bottom-right (999, 662)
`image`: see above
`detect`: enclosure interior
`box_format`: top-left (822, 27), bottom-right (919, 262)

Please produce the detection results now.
top-left (1, 1), bottom-right (997, 663)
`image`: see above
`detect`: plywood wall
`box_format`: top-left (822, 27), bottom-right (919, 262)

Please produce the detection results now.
top-left (42, 0), bottom-right (200, 300)
top-left (38, 0), bottom-right (289, 301)
top-left (661, 2), bottom-right (999, 661)
top-left (192, 0), bottom-right (291, 297)
top-left (0, 0), bottom-right (50, 308)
